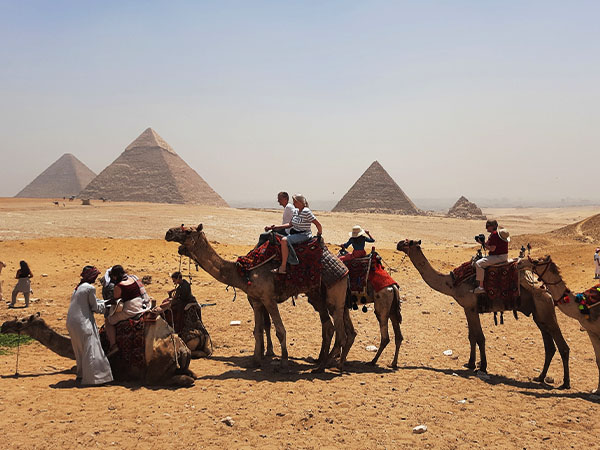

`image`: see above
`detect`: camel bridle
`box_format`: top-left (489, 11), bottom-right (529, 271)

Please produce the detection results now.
top-left (528, 256), bottom-right (570, 301)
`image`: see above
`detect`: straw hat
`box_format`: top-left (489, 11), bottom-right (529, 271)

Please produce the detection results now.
top-left (350, 225), bottom-right (367, 238)
top-left (498, 228), bottom-right (511, 242)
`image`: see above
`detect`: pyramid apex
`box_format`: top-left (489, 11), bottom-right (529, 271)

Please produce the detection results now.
top-left (125, 128), bottom-right (176, 154)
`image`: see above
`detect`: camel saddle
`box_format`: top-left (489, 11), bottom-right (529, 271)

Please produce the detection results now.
top-left (343, 252), bottom-right (397, 294)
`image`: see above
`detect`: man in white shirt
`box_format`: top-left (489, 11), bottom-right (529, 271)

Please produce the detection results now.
top-left (595, 248), bottom-right (600, 279)
top-left (256, 191), bottom-right (297, 247)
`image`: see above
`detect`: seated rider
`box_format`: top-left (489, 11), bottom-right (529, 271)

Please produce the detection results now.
top-left (265, 194), bottom-right (322, 275)
top-left (154, 271), bottom-right (196, 334)
top-left (104, 265), bottom-right (151, 356)
top-left (257, 191), bottom-right (297, 247)
top-left (473, 219), bottom-right (510, 294)
top-left (340, 225), bottom-right (375, 262)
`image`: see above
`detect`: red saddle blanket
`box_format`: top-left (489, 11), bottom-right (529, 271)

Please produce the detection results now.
top-left (101, 313), bottom-right (154, 370)
top-left (483, 261), bottom-right (520, 302)
top-left (451, 260), bottom-right (476, 286)
top-left (237, 236), bottom-right (323, 291)
top-left (344, 253), bottom-right (397, 293)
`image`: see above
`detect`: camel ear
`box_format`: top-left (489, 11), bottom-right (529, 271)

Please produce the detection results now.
top-left (197, 224), bottom-right (203, 231)
top-left (35, 312), bottom-right (40, 318)
top-left (417, 240), bottom-right (421, 245)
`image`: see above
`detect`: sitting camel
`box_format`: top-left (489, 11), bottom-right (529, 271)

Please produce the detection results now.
top-left (519, 256), bottom-right (600, 392)
top-left (396, 239), bottom-right (570, 388)
top-left (1, 313), bottom-right (196, 386)
top-left (165, 224), bottom-right (355, 372)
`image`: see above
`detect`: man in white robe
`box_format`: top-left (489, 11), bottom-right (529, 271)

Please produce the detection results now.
top-left (66, 266), bottom-right (113, 385)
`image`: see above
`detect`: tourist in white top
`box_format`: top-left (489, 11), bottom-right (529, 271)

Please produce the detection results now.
top-left (265, 194), bottom-right (322, 274)
top-left (256, 192), bottom-right (298, 248)
top-left (594, 248), bottom-right (600, 279)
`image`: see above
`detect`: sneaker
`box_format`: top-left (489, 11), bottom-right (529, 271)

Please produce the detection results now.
top-left (472, 286), bottom-right (486, 294)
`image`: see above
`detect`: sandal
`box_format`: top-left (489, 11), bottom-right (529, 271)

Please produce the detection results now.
top-left (271, 268), bottom-right (286, 275)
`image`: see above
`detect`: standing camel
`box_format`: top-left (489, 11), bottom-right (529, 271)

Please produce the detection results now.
top-left (396, 239), bottom-right (570, 388)
top-left (165, 224), bottom-right (355, 372)
top-left (520, 256), bottom-right (600, 392)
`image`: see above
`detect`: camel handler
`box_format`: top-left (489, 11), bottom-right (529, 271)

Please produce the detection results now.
top-left (594, 248), bottom-right (600, 279)
top-left (340, 225), bottom-right (375, 262)
top-left (256, 191), bottom-right (297, 247)
top-left (66, 266), bottom-right (113, 386)
top-left (473, 219), bottom-right (510, 294)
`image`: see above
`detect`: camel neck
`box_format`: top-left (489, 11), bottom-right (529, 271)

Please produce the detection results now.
top-left (406, 247), bottom-right (455, 297)
top-left (26, 321), bottom-right (75, 360)
top-left (187, 235), bottom-right (246, 290)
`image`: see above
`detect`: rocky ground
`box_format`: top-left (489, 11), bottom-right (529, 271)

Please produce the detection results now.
top-left (1, 199), bottom-right (599, 449)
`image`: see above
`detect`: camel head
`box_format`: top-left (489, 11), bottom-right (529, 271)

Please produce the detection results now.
top-left (396, 239), bottom-right (422, 254)
top-left (165, 224), bottom-right (203, 244)
top-left (1, 312), bottom-right (42, 334)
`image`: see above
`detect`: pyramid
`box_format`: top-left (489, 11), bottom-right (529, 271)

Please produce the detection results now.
top-left (78, 128), bottom-right (228, 206)
top-left (447, 196), bottom-right (486, 219)
top-left (332, 161), bottom-right (420, 214)
top-left (15, 153), bottom-right (96, 198)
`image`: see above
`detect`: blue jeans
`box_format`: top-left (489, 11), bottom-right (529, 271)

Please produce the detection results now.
top-left (285, 231), bottom-right (312, 265)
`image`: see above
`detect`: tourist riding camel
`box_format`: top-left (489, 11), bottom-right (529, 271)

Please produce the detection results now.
top-left (340, 225), bottom-right (375, 262)
top-left (257, 191), bottom-right (297, 247)
top-left (66, 265), bottom-right (113, 385)
top-left (265, 193), bottom-right (322, 275)
top-left (10, 260), bottom-right (33, 308)
top-left (473, 219), bottom-right (510, 294)
top-left (104, 265), bottom-right (151, 356)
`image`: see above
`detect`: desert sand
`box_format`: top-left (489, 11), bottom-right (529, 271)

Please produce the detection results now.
top-left (1, 198), bottom-right (600, 449)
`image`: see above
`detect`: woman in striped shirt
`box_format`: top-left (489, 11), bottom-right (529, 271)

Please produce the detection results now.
top-left (265, 194), bottom-right (322, 274)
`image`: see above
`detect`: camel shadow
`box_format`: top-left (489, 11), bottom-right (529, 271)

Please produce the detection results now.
top-left (198, 354), bottom-right (394, 382)
top-left (517, 390), bottom-right (600, 404)
top-left (399, 365), bottom-right (554, 391)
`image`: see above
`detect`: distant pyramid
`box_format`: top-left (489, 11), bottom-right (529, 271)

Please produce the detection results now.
top-left (332, 161), bottom-right (420, 214)
top-left (79, 128), bottom-right (228, 206)
top-left (15, 153), bottom-right (96, 198)
top-left (447, 196), bottom-right (486, 219)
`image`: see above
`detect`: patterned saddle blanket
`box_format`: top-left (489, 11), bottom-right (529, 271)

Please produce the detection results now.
top-left (452, 259), bottom-right (520, 303)
top-left (574, 284), bottom-right (600, 317)
top-left (344, 252), bottom-right (397, 293)
top-left (236, 236), bottom-right (347, 292)
top-left (100, 312), bottom-right (156, 370)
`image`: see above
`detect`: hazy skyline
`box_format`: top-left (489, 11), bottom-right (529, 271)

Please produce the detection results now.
top-left (1, 1), bottom-right (599, 208)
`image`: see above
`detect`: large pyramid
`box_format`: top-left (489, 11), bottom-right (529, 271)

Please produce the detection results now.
top-left (15, 153), bottom-right (96, 198)
top-left (332, 161), bottom-right (421, 214)
top-left (79, 128), bottom-right (228, 206)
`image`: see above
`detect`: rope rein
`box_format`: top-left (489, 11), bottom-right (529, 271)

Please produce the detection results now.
top-left (14, 330), bottom-right (21, 377)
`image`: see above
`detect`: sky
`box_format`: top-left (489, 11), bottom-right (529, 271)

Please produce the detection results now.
top-left (1, 1), bottom-right (599, 209)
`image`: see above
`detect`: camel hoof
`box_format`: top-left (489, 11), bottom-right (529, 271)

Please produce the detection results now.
top-left (558, 383), bottom-right (570, 390)
top-left (533, 375), bottom-right (544, 383)
top-left (391, 362), bottom-right (398, 370)
top-left (368, 359), bottom-right (377, 366)
top-left (311, 366), bottom-right (325, 374)
top-left (464, 362), bottom-right (476, 371)
top-left (265, 349), bottom-right (275, 357)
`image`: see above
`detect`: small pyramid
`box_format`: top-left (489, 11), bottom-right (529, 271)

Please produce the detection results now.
top-left (15, 153), bottom-right (96, 198)
top-left (78, 128), bottom-right (228, 206)
top-left (447, 196), bottom-right (486, 219)
top-left (332, 161), bottom-right (420, 214)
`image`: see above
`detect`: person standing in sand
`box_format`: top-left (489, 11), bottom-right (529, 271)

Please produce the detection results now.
top-left (66, 266), bottom-right (113, 386)
top-left (10, 260), bottom-right (33, 308)
top-left (594, 248), bottom-right (600, 279)
top-left (0, 261), bottom-right (5, 302)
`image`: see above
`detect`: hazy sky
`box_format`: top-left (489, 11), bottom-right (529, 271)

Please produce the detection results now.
top-left (1, 1), bottom-right (599, 208)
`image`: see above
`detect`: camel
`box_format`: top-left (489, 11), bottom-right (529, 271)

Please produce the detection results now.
top-left (0, 261), bottom-right (5, 302)
top-left (165, 224), bottom-right (355, 372)
top-left (162, 303), bottom-right (214, 359)
top-left (396, 239), bottom-right (570, 388)
top-left (519, 256), bottom-right (600, 392)
top-left (1, 313), bottom-right (196, 386)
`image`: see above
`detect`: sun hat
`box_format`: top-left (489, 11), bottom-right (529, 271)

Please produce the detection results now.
top-left (498, 228), bottom-right (511, 242)
top-left (350, 225), bottom-right (367, 238)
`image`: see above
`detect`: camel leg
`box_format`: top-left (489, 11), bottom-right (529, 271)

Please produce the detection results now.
top-left (341, 307), bottom-right (356, 365)
top-left (464, 310), bottom-right (486, 372)
top-left (586, 330), bottom-right (600, 393)
top-left (533, 313), bottom-right (570, 389)
top-left (369, 299), bottom-right (390, 367)
top-left (264, 301), bottom-right (289, 371)
top-left (308, 292), bottom-right (334, 373)
top-left (328, 281), bottom-right (349, 372)
top-left (263, 307), bottom-right (274, 357)
top-left (390, 290), bottom-right (403, 369)
top-left (250, 299), bottom-right (266, 366)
